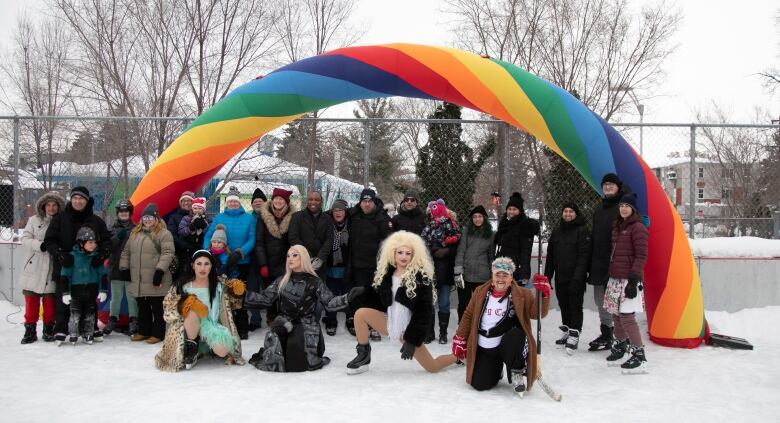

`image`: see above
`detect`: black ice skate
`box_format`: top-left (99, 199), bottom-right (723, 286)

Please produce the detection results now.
top-left (588, 324), bottom-right (613, 351)
top-left (346, 343), bottom-right (371, 375)
top-left (565, 329), bottom-right (580, 355)
top-left (510, 369), bottom-right (526, 399)
top-left (606, 339), bottom-right (629, 366)
top-left (55, 333), bottom-right (67, 346)
top-left (555, 325), bottom-right (569, 346)
top-left (92, 330), bottom-right (104, 343)
top-left (621, 346), bottom-right (648, 374)
top-left (42, 324), bottom-right (56, 342)
top-left (68, 335), bottom-right (78, 345)
top-left (184, 336), bottom-right (200, 370)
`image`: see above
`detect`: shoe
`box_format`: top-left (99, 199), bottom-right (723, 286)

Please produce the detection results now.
top-left (184, 336), bottom-right (200, 370)
top-left (565, 329), bottom-right (580, 355)
top-left (93, 330), bottom-right (104, 343)
top-left (326, 324), bottom-right (337, 336)
top-left (621, 346), bottom-right (648, 374)
top-left (346, 343), bottom-right (371, 375)
top-left (369, 328), bottom-right (381, 342)
top-left (248, 348), bottom-right (264, 366)
top-left (438, 312), bottom-right (449, 344)
top-left (239, 332), bottom-right (249, 341)
top-left (21, 323), bottom-right (37, 344)
top-left (55, 332), bottom-right (67, 346)
top-left (145, 336), bottom-right (162, 344)
top-left (555, 325), bottom-right (569, 346)
top-left (69, 335), bottom-right (78, 345)
top-left (510, 369), bottom-right (527, 399)
top-left (588, 324), bottom-right (613, 351)
top-left (606, 339), bottom-right (629, 366)
top-left (104, 316), bottom-right (117, 335)
top-left (43, 324), bottom-right (56, 342)
top-left (127, 317), bottom-right (139, 336)
top-left (83, 334), bottom-right (94, 345)
top-left (346, 317), bottom-right (356, 336)
top-left (131, 334), bottom-right (150, 342)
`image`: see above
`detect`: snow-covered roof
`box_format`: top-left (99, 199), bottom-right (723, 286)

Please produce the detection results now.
top-left (648, 157), bottom-right (719, 169)
top-left (0, 169), bottom-right (44, 189)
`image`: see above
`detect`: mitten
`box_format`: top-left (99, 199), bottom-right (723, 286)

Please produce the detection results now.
top-left (400, 341), bottom-right (416, 360)
top-left (347, 286), bottom-right (366, 304)
top-left (532, 274), bottom-right (551, 298)
top-left (625, 274), bottom-right (642, 299)
top-left (97, 292), bottom-right (107, 303)
top-left (225, 279), bottom-right (246, 296)
top-left (191, 217), bottom-right (207, 230)
top-left (311, 257), bottom-right (323, 270)
top-left (153, 269), bottom-right (165, 287)
top-left (454, 274), bottom-right (465, 289)
top-left (178, 294), bottom-right (209, 318)
top-left (58, 249), bottom-right (73, 267)
top-left (260, 266), bottom-right (270, 279)
top-left (443, 235), bottom-right (459, 246)
top-left (452, 334), bottom-right (467, 360)
top-left (227, 251), bottom-right (242, 271)
top-left (62, 293), bottom-right (71, 305)
top-left (40, 243), bottom-right (46, 252)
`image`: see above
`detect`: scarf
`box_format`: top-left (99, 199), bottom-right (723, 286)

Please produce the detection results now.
top-left (331, 221), bottom-right (349, 266)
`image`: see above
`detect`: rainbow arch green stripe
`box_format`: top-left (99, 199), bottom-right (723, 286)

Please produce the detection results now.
top-left (131, 44), bottom-right (706, 347)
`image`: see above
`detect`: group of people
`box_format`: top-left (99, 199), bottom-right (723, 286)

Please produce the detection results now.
top-left (18, 171), bottom-right (648, 399)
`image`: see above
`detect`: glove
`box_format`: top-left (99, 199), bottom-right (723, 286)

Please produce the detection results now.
top-left (452, 334), bottom-right (467, 360)
top-left (119, 269), bottom-right (131, 282)
top-left (271, 316), bottom-right (294, 334)
top-left (91, 253), bottom-right (106, 268)
top-left (97, 292), bottom-right (107, 303)
top-left (625, 274), bottom-right (642, 299)
top-left (62, 293), bottom-right (71, 305)
top-left (227, 251), bottom-right (242, 271)
top-left (311, 257), bottom-right (323, 270)
top-left (190, 217), bottom-right (207, 231)
top-left (532, 274), bottom-right (551, 298)
top-left (260, 266), bottom-right (270, 279)
top-left (400, 341), bottom-right (416, 360)
top-left (40, 243), bottom-right (47, 252)
top-left (443, 235), bottom-right (459, 246)
top-left (347, 286), bottom-right (366, 304)
top-left (454, 274), bottom-right (465, 289)
top-left (153, 269), bottom-right (165, 287)
top-left (433, 247), bottom-right (449, 259)
top-left (225, 279), bottom-right (246, 296)
top-left (116, 228), bottom-right (127, 241)
top-left (178, 294), bottom-right (209, 318)
top-left (58, 249), bottom-right (73, 267)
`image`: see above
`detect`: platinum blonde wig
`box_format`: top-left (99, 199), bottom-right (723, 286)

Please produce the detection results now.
top-left (278, 245), bottom-right (318, 293)
top-left (373, 231), bottom-right (435, 299)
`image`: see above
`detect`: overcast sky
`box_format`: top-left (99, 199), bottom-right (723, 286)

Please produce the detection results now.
top-left (1, 0), bottom-right (778, 124)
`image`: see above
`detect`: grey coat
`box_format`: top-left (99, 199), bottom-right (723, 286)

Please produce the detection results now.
top-left (119, 227), bottom-right (175, 297)
top-left (454, 230), bottom-right (495, 283)
top-left (19, 192), bottom-right (65, 294)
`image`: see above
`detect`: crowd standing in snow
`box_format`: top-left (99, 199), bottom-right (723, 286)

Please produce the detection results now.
top-left (18, 178), bottom-right (650, 393)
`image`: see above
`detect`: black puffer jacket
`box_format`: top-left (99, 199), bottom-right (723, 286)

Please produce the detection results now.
top-left (544, 213), bottom-right (591, 286)
top-left (391, 206), bottom-right (426, 235)
top-left (255, 202), bottom-right (296, 280)
top-left (288, 209), bottom-right (334, 262)
top-left (494, 213), bottom-right (540, 281)
top-left (43, 198), bottom-right (111, 280)
top-left (109, 219), bottom-right (135, 280)
top-left (589, 188), bottom-right (629, 285)
top-left (359, 268), bottom-right (433, 346)
top-left (165, 207), bottom-right (189, 252)
top-left (347, 199), bottom-right (393, 270)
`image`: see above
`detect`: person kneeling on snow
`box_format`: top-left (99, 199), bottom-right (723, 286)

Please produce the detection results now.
top-left (155, 250), bottom-right (246, 372)
top-left (244, 245), bottom-right (363, 372)
top-left (451, 257), bottom-right (550, 398)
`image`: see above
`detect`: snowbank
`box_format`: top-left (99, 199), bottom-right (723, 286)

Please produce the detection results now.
top-left (689, 237), bottom-right (780, 258)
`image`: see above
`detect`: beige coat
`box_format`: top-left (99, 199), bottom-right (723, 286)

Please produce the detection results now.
top-left (119, 227), bottom-right (174, 297)
top-left (19, 192), bottom-right (65, 294)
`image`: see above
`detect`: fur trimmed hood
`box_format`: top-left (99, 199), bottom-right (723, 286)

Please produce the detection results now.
top-left (35, 191), bottom-right (66, 218)
top-left (260, 200), bottom-right (296, 239)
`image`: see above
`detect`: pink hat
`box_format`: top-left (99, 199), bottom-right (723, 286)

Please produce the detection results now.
top-left (191, 197), bottom-right (206, 211)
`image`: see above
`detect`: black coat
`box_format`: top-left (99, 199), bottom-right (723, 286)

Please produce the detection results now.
top-left (255, 202), bottom-right (295, 280)
top-left (494, 214), bottom-right (539, 281)
top-left (391, 207), bottom-right (426, 235)
top-left (43, 199), bottom-right (112, 283)
top-left (544, 215), bottom-right (591, 286)
top-left (347, 200), bottom-right (393, 270)
top-left (109, 219), bottom-right (135, 280)
top-left (588, 189), bottom-right (627, 285)
top-left (326, 213), bottom-right (350, 269)
top-left (288, 209), bottom-right (334, 262)
top-left (359, 268), bottom-right (433, 346)
top-left (165, 207), bottom-right (189, 252)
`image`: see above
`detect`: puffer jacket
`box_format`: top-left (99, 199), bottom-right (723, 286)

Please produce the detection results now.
top-left (391, 206), bottom-right (425, 235)
top-left (19, 191), bottom-right (65, 294)
top-left (494, 213), bottom-right (540, 281)
top-left (347, 199), bottom-right (393, 270)
top-left (544, 214), bottom-right (591, 285)
top-left (203, 206), bottom-right (256, 265)
top-left (608, 215), bottom-right (648, 279)
top-left (120, 227), bottom-right (175, 297)
top-left (61, 246), bottom-right (107, 291)
top-left (454, 224), bottom-right (494, 283)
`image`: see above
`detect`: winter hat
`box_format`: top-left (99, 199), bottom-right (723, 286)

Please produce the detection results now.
top-left (141, 203), bottom-right (159, 218)
top-left (506, 192), bottom-right (524, 211)
top-left (360, 188), bottom-right (376, 201)
top-left (179, 191), bottom-right (195, 203)
top-left (191, 197), bottom-right (206, 211)
top-left (561, 201), bottom-right (581, 217)
top-left (211, 224), bottom-right (228, 245)
top-left (619, 192), bottom-right (638, 212)
top-left (470, 205), bottom-right (488, 218)
top-left (272, 188), bottom-right (293, 204)
top-left (225, 186), bottom-right (241, 203)
top-left (403, 188), bottom-right (420, 200)
top-left (116, 199), bottom-right (133, 214)
top-left (70, 186), bottom-right (90, 201)
top-left (601, 173), bottom-right (622, 188)
top-left (491, 257), bottom-right (516, 276)
top-left (76, 226), bottom-right (97, 242)
top-left (252, 188), bottom-right (267, 202)
top-left (331, 198), bottom-right (348, 211)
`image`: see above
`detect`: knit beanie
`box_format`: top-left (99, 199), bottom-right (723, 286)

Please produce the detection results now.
top-left (561, 201), bottom-right (581, 217)
top-left (211, 224), bottom-right (228, 245)
top-left (506, 192), bottom-right (524, 211)
top-left (403, 188), bottom-right (419, 200)
top-left (141, 203), bottom-right (159, 218)
top-left (70, 186), bottom-right (90, 201)
top-left (331, 198), bottom-right (348, 211)
top-left (619, 192), bottom-right (638, 212)
top-left (601, 173), bottom-right (622, 188)
top-left (179, 191), bottom-right (195, 203)
top-left (225, 186), bottom-right (241, 203)
top-left (470, 205), bottom-right (488, 218)
top-left (252, 188), bottom-right (267, 202)
top-left (360, 188), bottom-right (376, 201)
top-left (272, 188), bottom-right (293, 204)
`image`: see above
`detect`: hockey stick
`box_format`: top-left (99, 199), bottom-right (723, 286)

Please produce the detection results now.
top-left (535, 229), bottom-right (563, 402)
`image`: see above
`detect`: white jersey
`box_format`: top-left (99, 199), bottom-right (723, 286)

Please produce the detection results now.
top-left (478, 294), bottom-right (509, 349)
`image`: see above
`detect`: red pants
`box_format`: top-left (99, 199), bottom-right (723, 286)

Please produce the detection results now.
top-left (24, 293), bottom-right (56, 325)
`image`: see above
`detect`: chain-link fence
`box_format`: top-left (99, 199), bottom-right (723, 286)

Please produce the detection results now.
top-left (1, 115), bottom-right (779, 242)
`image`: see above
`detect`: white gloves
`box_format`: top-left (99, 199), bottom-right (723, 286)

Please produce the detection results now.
top-left (454, 274), bottom-right (465, 289)
top-left (97, 292), bottom-right (107, 303)
top-left (62, 294), bottom-right (71, 305)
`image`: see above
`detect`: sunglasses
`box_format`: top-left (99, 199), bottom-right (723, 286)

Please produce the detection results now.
top-left (286, 253), bottom-right (300, 258)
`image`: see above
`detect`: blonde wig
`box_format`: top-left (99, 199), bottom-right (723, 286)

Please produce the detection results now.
top-left (373, 231), bottom-right (435, 300)
top-left (278, 244), bottom-right (318, 294)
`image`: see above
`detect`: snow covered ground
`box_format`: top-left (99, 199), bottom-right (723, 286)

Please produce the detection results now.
top-left (1, 300), bottom-right (778, 422)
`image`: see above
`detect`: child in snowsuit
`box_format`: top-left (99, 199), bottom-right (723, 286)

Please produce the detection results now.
top-left (209, 224), bottom-right (239, 279)
top-left (178, 197), bottom-right (210, 259)
top-left (60, 226), bottom-right (108, 345)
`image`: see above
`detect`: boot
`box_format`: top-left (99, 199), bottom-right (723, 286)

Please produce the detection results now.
top-left (92, 330), bottom-right (104, 343)
top-left (42, 324), bottom-right (56, 342)
top-left (621, 346), bottom-right (648, 374)
top-left (184, 336), bottom-right (200, 370)
top-left (346, 317), bottom-right (356, 336)
top-left (346, 343), bottom-right (371, 375)
top-left (103, 316), bottom-right (117, 335)
top-left (588, 324), bottom-right (613, 351)
top-left (437, 312), bottom-right (449, 344)
top-left (68, 334), bottom-right (79, 345)
top-left (565, 329), bottom-right (580, 355)
top-left (127, 317), bottom-right (139, 336)
top-left (325, 322), bottom-right (337, 336)
top-left (55, 332), bottom-right (67, 346)
top-left (510, 369), bottom-right (527, 399)
top-left (424, 311), bottom-right (435, 344)
top-left (555, 325), bottom-right (569, 346)
top-left (21, 324), bottom-right (37, 344)
top-left (606, 338), bottom-right (629, 366)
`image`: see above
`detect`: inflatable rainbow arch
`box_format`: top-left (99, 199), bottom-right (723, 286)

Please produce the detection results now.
top-left (130, 44), bottom-right (706, 347)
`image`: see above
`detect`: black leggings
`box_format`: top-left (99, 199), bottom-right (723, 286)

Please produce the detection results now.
top-left (232, 264), bottom-right (250, 335)
top-left (555, 280), bottom-right (585, 331)
top-left (136, 296), bottom-right (165, 339)
top-left (456, 282), bottom-right (480, 322)
top-left (470, 327), bottom-right (528, 391)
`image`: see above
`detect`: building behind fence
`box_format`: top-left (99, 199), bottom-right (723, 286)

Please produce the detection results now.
top-left (1, 115), bottom-right (778, 242)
